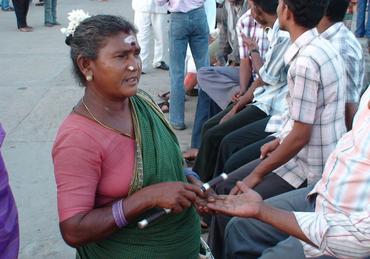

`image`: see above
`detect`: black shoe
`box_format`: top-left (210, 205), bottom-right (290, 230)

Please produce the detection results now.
top-left (155, 61), bottom-right (169, 71)
top-left (35, 2), bottom-right (44, 6)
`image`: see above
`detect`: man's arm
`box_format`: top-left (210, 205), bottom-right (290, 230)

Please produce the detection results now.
top-left (207, 182), bottom-right (313, 245)
top-left (239, 121), bottom-right (312, 188)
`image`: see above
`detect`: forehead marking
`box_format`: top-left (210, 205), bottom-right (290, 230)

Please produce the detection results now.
top-left (124, 35), bottom-right (137, 46)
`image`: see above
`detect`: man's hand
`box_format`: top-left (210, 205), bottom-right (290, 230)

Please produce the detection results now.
top-left (231, 90), bottom-right (246, 103)
top-left (241, 33), bottom-right (258, 51)
top-left (207, 181), bottom-right (263, 218)
top-left (260, 138), bottom-right (280, 159)
top-left (230, 173), bottom-right (263, 195)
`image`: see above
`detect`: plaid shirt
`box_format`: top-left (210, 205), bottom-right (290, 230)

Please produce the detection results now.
top-left (274, 29), bottom-right (347, 188)
top-left (321, 22), bottom-right (365, 103)
top-left (265, 22), bottom-right (365, 133)
top-left (294, 87), bottom-right (370, 258)
top-left (252, 20), bottom-right (290, 116)
top-left (236, 10), bottom-right (269, 60)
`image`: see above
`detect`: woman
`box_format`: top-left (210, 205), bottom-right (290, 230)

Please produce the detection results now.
top-left (11, 0), bottom-right (32, 32)
top-left (53, 15), bottom-right (202, 258)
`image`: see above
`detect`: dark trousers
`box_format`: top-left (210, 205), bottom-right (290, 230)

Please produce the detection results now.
top-left (12, 0), bottom-right (30, 28)
top-left (214, 117), bottom-right (273, 176)
top-left (192, 104), bottom-right (267, 182)
top-left (208, 159), bottom-right (306, 259)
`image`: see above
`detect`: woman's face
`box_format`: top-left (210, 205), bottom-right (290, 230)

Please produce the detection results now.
top-left (89, 31), bottom-right (142, 100)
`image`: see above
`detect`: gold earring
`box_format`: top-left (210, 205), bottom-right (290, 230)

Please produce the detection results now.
top-left (86, 74), bottom-right (93, 81)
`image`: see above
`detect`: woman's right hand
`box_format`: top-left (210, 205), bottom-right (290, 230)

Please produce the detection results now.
top-left (149, 182), bottom-right (205, 213)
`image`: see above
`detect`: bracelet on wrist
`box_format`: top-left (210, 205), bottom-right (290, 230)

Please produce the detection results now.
top-left (112, 199), bottom-right (128, 228)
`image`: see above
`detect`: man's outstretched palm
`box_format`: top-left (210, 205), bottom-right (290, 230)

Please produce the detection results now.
top-left (207, 182), bottom-right (263, 218)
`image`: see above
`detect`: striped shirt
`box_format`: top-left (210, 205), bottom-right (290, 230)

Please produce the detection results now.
top-left (236, 10), bottom-right (269, 60)
top-left (294, 87), bottom-right (370, 258)
top-left (274, 28), bottom-right (347, 188)
top-left (252, 20), bottom-right (290, 116)
top-left (321, 22), bottom-right (364, 103)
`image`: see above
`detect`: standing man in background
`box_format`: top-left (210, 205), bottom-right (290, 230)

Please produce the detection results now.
top-left (132, 0), bottom-right (169, 74)
top-left (156, 0), bottom-right (210, 130)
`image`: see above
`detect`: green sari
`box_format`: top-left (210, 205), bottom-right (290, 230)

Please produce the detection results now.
top-left (76, 90), bottom-right (200, 259)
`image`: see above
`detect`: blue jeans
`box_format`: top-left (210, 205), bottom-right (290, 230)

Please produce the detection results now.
top-left (44, 0), bottom-right (57, 24)
top-left (191, 89), bottom-right (221, 148)
top-left (168, 7), bottom-right (209, 128)
top-left (1, 0), bottom-right (10, 10)
top-left (356, 0), bottom-right (370, 37)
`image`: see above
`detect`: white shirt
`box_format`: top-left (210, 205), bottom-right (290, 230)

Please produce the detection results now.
top-left (132, 0), bottom-right (168, 14)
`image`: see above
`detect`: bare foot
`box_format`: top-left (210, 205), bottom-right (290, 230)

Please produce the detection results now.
top-left (183, 148), bottom-right (199, 161)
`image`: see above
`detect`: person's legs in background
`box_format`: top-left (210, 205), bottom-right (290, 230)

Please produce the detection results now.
top-left (134, 11), bottom-right (152, 73)
top-left (168, 12), bottom-right (190, 130)
top-left (44, 0), bottom-right (58, 26)
top-left (366, 0), bottom-right (370, 37)
top-left (1, 0), bottom-right (14, 11)
top-left (12, 0), bottom-right (31, 31)
top-left (152, 13), bottom-right (169, 70)
top-left (356, 0), bottom-right (367, 37)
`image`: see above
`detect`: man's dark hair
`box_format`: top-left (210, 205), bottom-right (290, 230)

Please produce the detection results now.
top-left (66, 15), bottom-right (137, 86)
top-left (283, 0), bottom-right (329, 28)
top-left (326, 0), bottom-right (350, 23)
top-left (253, 0), bottom-right (278, 15)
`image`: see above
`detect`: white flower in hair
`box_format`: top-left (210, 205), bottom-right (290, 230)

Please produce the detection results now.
top-left (60, 9), bottom-right (91, 37)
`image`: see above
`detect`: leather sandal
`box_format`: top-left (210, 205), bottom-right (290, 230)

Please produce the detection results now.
top-left (157, 101), bottom-right (169, 113)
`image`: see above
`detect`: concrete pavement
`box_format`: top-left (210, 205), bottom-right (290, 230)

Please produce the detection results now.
top-left (0, 1), bottom-right (369, 258)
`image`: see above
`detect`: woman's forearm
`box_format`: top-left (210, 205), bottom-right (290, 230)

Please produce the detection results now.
top-left (60, 187), bottom-right (155, 247)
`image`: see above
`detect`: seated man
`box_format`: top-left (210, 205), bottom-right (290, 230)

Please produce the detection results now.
top-left (191, 0), bottom-right (290, 183)
top-left (185, 2), bottom-right (268, 159)
top-left (214, 0), bottom-right (365, 191)
top-left (202, 0), bottom-right (347, 256)
top-left (317, 0), bottom-right (365, 130)
top-left (206, 85), bottom-right (370, 259)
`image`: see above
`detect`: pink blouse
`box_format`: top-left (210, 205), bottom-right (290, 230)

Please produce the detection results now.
top-left (52, 114), bottom-right (135, 222)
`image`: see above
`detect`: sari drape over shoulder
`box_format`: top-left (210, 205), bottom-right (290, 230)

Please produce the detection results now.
top-left (76, 90), bottom-right (200, 259)
top-left (0, 124), bottom-right (20, 259)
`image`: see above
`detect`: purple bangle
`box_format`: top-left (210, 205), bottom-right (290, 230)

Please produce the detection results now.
top-left (112, 199), bottom-right (128, 228)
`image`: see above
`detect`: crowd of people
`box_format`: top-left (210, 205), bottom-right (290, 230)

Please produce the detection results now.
top-left (0, 0), bottom-right (369, 258)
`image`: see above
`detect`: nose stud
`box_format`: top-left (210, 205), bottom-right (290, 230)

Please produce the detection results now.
top-left (128, 65), bottom-right (134, 71)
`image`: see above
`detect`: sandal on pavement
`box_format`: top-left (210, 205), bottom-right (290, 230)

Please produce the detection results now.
top-left (157, 101), bottom-right (169, 113)
top-left (158, 91), bottom-right (170, 101)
